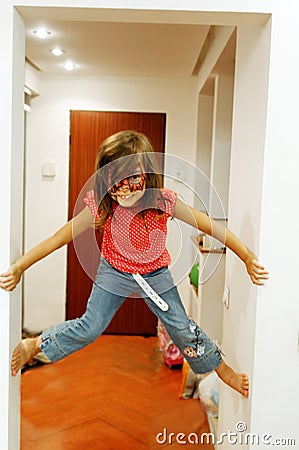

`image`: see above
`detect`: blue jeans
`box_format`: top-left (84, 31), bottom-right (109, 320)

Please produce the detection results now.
top-left (40, 259), bottom-right (222, 374)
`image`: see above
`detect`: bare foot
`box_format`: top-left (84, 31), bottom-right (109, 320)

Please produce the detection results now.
top-left (11, 337), bottom-right (41, 377)
top-left (215, 361), bottom-right (249, 397)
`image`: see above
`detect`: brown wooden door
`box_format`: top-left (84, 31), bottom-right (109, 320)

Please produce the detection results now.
top-left (67, 111), bottom-right (166, 335)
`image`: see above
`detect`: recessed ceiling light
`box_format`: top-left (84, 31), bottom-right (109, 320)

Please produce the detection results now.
top-left (63, 61), bottom-right (77, 71)
top-left (50, 48), bottom-right (65, 56)
top-left (32, 28), bottom-right (52, 39)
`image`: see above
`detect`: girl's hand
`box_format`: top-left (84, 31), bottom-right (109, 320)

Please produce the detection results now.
top-left (245, 253), bottom-right (269, 286)
top-left (0, 263), bottom-right (22, 292)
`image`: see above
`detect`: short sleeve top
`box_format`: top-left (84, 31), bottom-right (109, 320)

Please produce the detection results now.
top-left (84, 189), bottom-right (177, 274)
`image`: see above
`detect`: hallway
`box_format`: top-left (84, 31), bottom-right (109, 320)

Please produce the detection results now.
top-left (21, 335), bottom-right (214, 449)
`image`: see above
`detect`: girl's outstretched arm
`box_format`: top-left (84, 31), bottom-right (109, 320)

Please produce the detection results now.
top-left (0, 206), bottom-right (94, 292)
top-left (173, 198), bottom-right (269, 286)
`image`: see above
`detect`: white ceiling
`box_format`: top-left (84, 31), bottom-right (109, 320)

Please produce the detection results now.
top-left (18, 6), bottom-right (235, 80)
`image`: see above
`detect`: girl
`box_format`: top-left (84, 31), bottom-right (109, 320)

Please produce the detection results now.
top-left (0, 130), bottom-right (268, 397)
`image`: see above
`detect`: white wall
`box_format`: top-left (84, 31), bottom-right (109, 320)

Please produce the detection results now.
top-left (195, 93), bottom-right (213, 212)
top-left (209, 74), bottom-right (234, 219)
top-left (0, 5), bottom-right (25, 450)
top-left (219, 12), bottom-right (299, 447)
top-left (217, 23), bottom-right (271, 446)
top-left (24, 74), bottom-right (198, 331)
top-left (25, 62), bottom-right (40, 96)
top-left (251, 8), bottom-right (299, 446)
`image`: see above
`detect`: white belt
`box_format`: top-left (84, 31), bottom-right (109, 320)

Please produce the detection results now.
top-left (132, 273), bottom-right (169, 312)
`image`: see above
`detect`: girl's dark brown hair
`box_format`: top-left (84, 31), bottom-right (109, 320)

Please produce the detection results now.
top-left (94, 130), bottom-right (164, 228)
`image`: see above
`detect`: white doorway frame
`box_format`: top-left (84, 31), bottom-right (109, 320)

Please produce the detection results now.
top-left (3, 3), bottom-right (294, 450)
top-left (0, 4), bottom-right (25, 450)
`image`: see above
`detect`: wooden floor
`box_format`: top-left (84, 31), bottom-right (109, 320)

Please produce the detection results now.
top-left (21, 335), bottom-right (214, 449)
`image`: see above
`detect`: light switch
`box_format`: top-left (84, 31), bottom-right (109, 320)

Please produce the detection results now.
top-left (223, 287), bottom-right (230, 309)
top-left (42, 162), bottom-right (56, 178)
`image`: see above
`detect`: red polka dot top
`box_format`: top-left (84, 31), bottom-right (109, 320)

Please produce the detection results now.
top-left (84, 189), bottom-right (177, 274)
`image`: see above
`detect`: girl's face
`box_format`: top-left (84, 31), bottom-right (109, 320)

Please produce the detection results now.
top-left (108, 165), bottom-right (146, 208)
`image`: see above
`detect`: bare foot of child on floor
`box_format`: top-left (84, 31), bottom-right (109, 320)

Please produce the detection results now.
top-left (216, 361), bottom-right (249, 397)
top-left (11, 337), bottom-right (41, 376)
